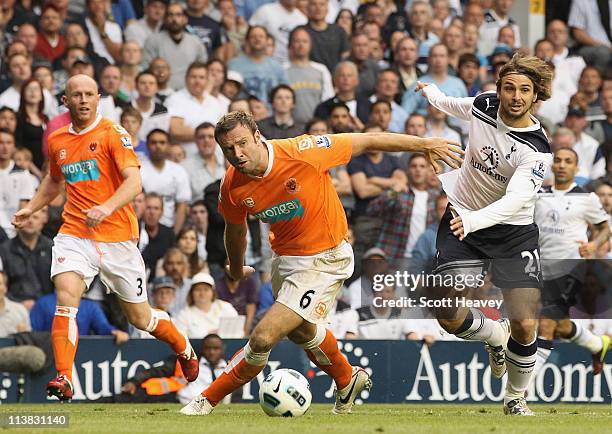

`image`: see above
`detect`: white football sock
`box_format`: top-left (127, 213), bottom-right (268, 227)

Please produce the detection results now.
top-left (568, 321), bottom-right (603, 354)
top-left (454, 308), bottom-right (507, 347)
top-left (505, 336), bottom-right (537, 404)
top-left (533, 337), bottom-right (553, 378)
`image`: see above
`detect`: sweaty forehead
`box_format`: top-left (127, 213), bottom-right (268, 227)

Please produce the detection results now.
top-left (220, 126), bottom-right (252, 145)
top-left (67, 78), bottom-right (98, 94)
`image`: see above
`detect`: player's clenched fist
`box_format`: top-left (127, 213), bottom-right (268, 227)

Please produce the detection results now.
top-left (82, 204), bottom-right (113, 228)
top-left (11, 207), bottom-right (33, 229)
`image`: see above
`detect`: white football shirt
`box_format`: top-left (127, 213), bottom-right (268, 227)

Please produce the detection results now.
top-left (535, 183), bottom-right (608, 274)
top-left (423, 84), bottom-right (553, 236)
top-left (140, 159), bottom-right (192, 227)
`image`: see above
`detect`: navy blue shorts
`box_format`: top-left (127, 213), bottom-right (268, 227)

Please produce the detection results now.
top-left (433, 205), bottom-right (542, 289)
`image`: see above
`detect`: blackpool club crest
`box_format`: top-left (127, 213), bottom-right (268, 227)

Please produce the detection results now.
top-left (285, 178), bottom-right (301, 194)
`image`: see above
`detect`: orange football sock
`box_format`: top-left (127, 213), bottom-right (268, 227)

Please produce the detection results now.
top-left (203, 343), bottom-right (269, 405)
top-left (302, 325), bottom-right (353, 390)
top-left (145, 309), bottom-right (188, 354)
top-left (51, 306), bottom-right (79, 382)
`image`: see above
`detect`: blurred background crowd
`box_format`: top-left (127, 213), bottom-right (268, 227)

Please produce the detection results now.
top-left (0, 0), bottom-right (611, 346)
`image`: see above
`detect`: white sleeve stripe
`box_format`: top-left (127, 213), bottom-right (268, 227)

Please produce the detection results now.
top-left (472, 105), bottom-right (496, 124)
top-left (471, 109), bottom-right (497, 129)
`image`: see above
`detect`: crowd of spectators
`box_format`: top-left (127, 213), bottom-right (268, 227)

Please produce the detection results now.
top-left (0, 0), bottom-right (611, 345)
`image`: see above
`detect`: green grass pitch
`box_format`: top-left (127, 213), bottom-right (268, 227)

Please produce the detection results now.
top-left (1, 404), bottom-right (610, 434)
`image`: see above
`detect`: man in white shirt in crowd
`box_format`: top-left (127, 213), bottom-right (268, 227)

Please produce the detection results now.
top-left (143, 59), bottom-right (172, 105)
top-left (366, 153), bottom-right (440, 271)
top-left (84, 0), bottom-right (123, 64)
top-left (124, 0), bottom-right (167, 46)
top-left (132, 71), bottom-right (171, 142)
top-left (0, 130), bottom-right (35, 239)
top-left (534, 39), bottom-right (576, 126)
top-left (181, 122), bottom-right (226, 201)
top-left (563, 106), bottom-right (606, 185)
top-left (546, 20), bottom-right (586, 89)
top-left (141, 129), bottom-right (192, 234)
top-left (568, 0), bottom-right (612, 70)
top-left (479, 0), bottom-right (521, 57)
top-left (249, 0), bottom-right (307, 63)
top-left (167, 62), bottom-right (225, 157)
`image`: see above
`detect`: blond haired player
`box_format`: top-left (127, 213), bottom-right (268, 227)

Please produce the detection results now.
top-left (12, 75), bottom-right (199, 401)
top-left (180, 111), bottom-right (463, 415)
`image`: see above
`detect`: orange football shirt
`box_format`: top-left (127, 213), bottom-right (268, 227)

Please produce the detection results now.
top-left (219, 134), bottom-right (353, 256)
top-left (48, 116), bottom-right (141, 242)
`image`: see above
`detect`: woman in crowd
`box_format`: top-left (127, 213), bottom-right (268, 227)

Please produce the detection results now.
top-left (175, 272), bottom-right (238, 339)
top-left (176, 226), bottom-right (208, 278)
top-left (16, 78), bottom-right (47, 170)
top-left (336, 9), bottom-right (355, 38)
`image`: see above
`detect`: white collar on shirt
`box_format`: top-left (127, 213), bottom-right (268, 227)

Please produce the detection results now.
top-left (68, 114), bottom-right (102, 135)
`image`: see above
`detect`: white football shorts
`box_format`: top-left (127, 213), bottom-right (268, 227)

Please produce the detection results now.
top-left (51, 234), bottom-right (148, 303)
top-left (272, 241), bottom-right (354, 323)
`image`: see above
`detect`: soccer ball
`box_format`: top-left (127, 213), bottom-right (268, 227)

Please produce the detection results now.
top-left (259, 368), bottom-right (312, 417)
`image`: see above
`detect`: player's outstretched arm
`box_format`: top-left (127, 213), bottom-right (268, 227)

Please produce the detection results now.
top-left (12, 174), bottom-right (63, 229)
top-left (416, 82), bottom-right (475, 122)
top-left (350, 132), bottom-right (464, 173)
top-left (82, 166), bottom-right (142, 228)
top-left (224, 222), bottom-right (255, 280)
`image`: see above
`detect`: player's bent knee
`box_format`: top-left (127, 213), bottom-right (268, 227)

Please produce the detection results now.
top-left (130, 316), bottom-right (151, 331)
top-left (438, 318), bottom-right (464, 334)
top-left (287, 322), bottom-right (317, 344)
top-left (54, 272), bottom-right (86, 306)
top-left (121, 303), bottom-right (153, 330)
top-left (248, 329), bottom-right (276, 353)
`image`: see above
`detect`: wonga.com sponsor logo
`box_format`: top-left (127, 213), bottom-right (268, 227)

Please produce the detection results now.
top-left (61, 159), bottom-right (100, 184)
top-left (254, 199), bottom-right (304, 223)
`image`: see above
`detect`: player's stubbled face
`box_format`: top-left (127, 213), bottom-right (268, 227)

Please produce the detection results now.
top-left (498, 74), bottom-right (535, 120)
top-left (65, 80), bottom-right (100, 125)
top-left (552, 149), bottom-right (578, 184)
top-left (219, 125), bottom-right (266, 176)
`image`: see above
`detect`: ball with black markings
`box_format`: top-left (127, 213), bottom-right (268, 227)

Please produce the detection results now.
top-left (259, 368), bottom-right (312, 417)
